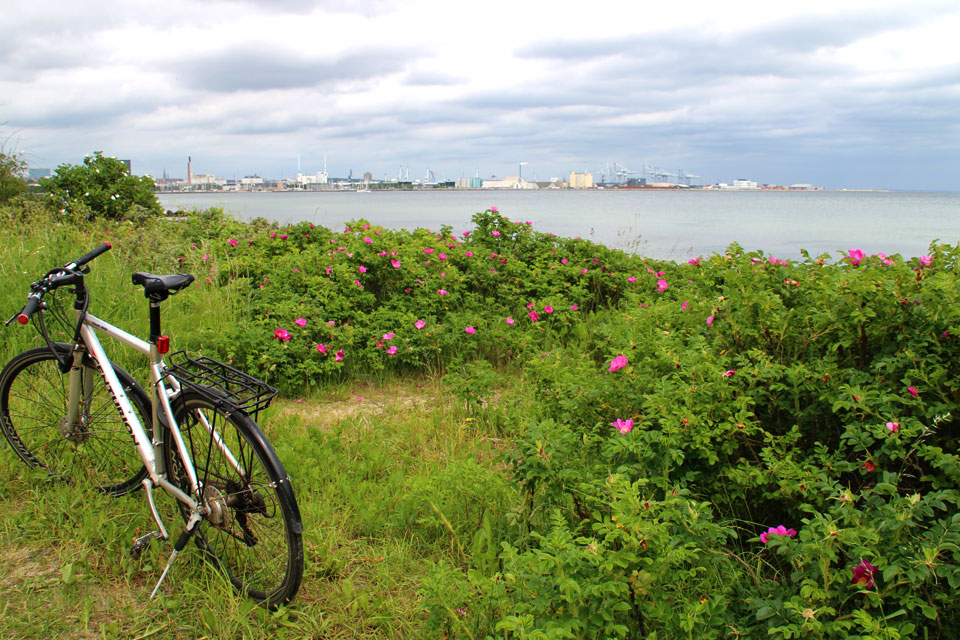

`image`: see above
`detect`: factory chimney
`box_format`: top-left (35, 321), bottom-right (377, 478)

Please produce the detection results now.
top-left (187, 156), bottom-right (193, 185)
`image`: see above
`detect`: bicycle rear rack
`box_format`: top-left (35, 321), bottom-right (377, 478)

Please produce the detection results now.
top-left (162, 351), bottom-right (277, 417)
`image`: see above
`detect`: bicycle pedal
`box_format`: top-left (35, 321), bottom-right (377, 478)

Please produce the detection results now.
top-left (130, 530), bottom-right (163, 558)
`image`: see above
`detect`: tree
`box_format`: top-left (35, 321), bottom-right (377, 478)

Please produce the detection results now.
top-left (40, 151), bottom-right (162, 221)
top-left (0, 140), bottom-right (27, 204)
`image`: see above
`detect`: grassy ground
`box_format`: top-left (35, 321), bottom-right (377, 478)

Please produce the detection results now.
top-left (0, 375), bottom-right (509, 639)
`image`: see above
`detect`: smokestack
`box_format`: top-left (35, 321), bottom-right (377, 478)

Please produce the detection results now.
top-left (187, 156), bottom-right (193, 185)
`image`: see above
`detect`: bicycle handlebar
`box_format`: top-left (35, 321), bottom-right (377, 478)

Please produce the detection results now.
top-left (7, 242), bottom-right (112, 326)
top-left (67, 241), bottom-right (112, 270)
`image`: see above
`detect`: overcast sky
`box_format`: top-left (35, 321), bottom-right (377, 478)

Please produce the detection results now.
top-left (3, 0), bottom-right (958, 190)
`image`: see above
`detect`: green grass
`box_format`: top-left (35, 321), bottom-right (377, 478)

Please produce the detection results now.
top-left (0, 376), bottom-right (507, 639)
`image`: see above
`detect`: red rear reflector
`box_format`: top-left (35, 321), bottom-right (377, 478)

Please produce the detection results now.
top-left (157, 335), bottom-right (170, 354)
top-left (16, 314), bottom-right (28, 325)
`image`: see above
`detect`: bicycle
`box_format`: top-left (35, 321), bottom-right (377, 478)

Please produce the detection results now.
top-left (0, 242), bottom-right (303, 607)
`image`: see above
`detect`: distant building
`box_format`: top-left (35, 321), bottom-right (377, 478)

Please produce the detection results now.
top-left (240, 175), bottom-right (264, 189)
top-left (481, 176), bottom-right (538, 189)
top-left (456, 177), bottom-right (483, 189)
top-left (568, 172), bottom-right (595, 189)
top-left (718, 179), bottom-right (760, 190)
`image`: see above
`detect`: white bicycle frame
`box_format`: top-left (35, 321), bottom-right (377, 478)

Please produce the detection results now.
top-left (67, 308), bottom-right (246, 541)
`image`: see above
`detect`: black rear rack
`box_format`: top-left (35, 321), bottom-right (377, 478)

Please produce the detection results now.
top-left (162, 351), bottom-right (277, 416)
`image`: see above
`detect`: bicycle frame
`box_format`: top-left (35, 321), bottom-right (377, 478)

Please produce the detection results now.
top-left (72, 307), bottom-right (238, 535)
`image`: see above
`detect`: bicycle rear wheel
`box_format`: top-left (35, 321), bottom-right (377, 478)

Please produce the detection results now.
top-left (0, 344), bottom-right (149, 496)
top-left (166, 392), bottom-right (303, 607)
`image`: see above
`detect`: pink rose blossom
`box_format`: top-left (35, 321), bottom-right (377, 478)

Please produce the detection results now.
top-left (335, 349), bottom-right (344, 362)
top-left (506, 317), bottom-right (515, 325)
top-left (383, 332), bottom-right (395, 340)
top-left (919, 255), bottom-right (933, 267)
top-left (760, 525), bottom-right (797, 544)
top-left (851, 560), bottom-right (878, 590)
top-left (465, 326), bottom-right (476, 335)
top-left (570, 305), bottom-right (579, 311)
top-left (706, 315), bottom-right (714, 326)
top-left (364, 237), bottom-right (373, 244)
top-left (491, 230), bottom-right (501, 237)
top-left (295, 318), bottom-right (307, 328)
top-left (723, 370), bottom-right (736, 377)
top-left (316, 343), bottom-right (327, 353)
top-left (657, 279), bottom-right (669, 292)
top-left (423, 248), bottom-right (434, 254)
top-left (886, 421), bottom-right (900, 433)
top-left (907, 386), bottom-right (918, 398)
top-left (544, 306), bottom-right (554, 314)
top-left (415, 319), bottom-right (426, 330)
top-left (528, 310), bottom-right (540, 322)
top-left (609, 355), bottom-right (628, 372)
top-left (438, 289), bottom-right (448, 296)
top-left (628, 276), bottom-right (637, 283)
top-left (358, 265), bottom-right (367, 273)
top-left (847, 248), bottom-right (864, 266)
top-left (274, 328), bottom-right (291, 342)
top-left (611, 418), bottom-right (634, 434)
top-left (227, 238), bottom-right (239, 247)
top-left (391, 259), bottom-right (401, 268)
top-left (386, 345), bottom-right (398, 355)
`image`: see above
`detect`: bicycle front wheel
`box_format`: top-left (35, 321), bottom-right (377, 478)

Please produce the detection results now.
top-left (166, 392), bottom-right (303, 607)
top-left (0, 344), bottom-right (149, 496)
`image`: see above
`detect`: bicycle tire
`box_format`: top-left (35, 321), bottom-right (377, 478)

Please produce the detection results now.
top-left (165, 391), bottom-right (303, 607)
top-left (0, 344), bottom-right (149, 496)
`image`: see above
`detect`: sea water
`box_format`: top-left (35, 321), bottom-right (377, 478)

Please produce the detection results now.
top-left (159, 189), bottom-right (960, 260)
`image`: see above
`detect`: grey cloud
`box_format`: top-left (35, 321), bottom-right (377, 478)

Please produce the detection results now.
top-left (214, 0), bottom-right (406, 17)
top-left (174, 46), bottom-right (421, 92)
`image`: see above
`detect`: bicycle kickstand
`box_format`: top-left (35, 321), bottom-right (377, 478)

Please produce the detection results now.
top-left (150, 512), bottom-right (202, 599)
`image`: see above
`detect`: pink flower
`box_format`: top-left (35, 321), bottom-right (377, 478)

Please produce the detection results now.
top-left (919, 255), bottom-right (933, 267)
top-left (528, 311), bottom-right (540, 322)
top-left (688, 257), bottom-right (701, 265)
top-left (316, 343), bottom-right (327, 353)
top-left (491, 230), bottom-right (501, 237)
top-left (202, 254), bottom-right (209, 261)
top-left (335, 349), bottom-right (344, 362)
top-left (364, 237), bottom-right (373, 244)
top-left (279, 234), bottom-right (288, 240)
top-left (682, 301), bottom-right (689, 310)
top-left (423, 248), bottom-right (434, 254)
top-left (415, 319), bottom-right (426, 330)
top-left (851, 560), bottom-right (878, 590)
top-left (561, 258), bottom-right (568, 264)
top-left (609, 355), bottom-right (628, 372)
top-left (325, 265), bottom-right (332, 275)
top-left (886, 421), bottom-right (900, 433)
top-left (847, 248), bottom-right (864, 266)
top-left (465, 326), bottom-right (476, 335)
top-left (570, 305), bottom-right (578, 311)
top-left (465, 251), bottom-right (473, 257)
top-left (526, 302), bottom-right (534, 309)
top-left (657, 279), bottom-right (668, 292)
top-left (391, 259), bottom-right (401, 268)
top-left (759, 525), bottom-right (797, 544)
top-left (295, 318), bottom-right (307, 328)
top-left (610, 418), bottom-right (634, 434)
top-left (580, 269), bottom-right (588, 275)
top-left (439, 253), bottom-right (447, 260)
top-left (723, 369), bottom-right (736, 377)
top-left (386, 345), bottom-right (398, 355)
top-left (490, 206), bottom-right (499, 212)
top-left (544, 306), bottom-right (554, 314)
top-left (354, 279), bottom-right (363, 288)
top-left (358, 265), bottom-right (367, 273)
top-left (627, 276), bottom-right (636, 283)
top-left (706, 315), bottom-right (714, 326)
top-left (438, 289), bottom-right (448, 296)
top-left (907, 386), bottom-right (918, 398)
top-left (227, 238), bottom-right (239, 247)
top-left (274, 328), bottom-right (291, 342)
top-left (506, 317), bottom-right (515, 325)
top-left (382, 332), bottom-right (395, 340)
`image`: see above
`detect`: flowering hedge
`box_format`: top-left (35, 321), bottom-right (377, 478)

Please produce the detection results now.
top-left (177, 207), bottom-right (958, 637)
top-left (423, 241), bottom-right (960, 639)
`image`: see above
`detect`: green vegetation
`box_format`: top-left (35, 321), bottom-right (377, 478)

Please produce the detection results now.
top-left (0, 176), bottom-right (958, 638)
top-left (39, 151), bottom-right (162, 222)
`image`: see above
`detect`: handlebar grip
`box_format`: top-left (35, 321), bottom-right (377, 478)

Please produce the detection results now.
top-left (16, 296), bottom-right (41, 325)
top-left (68, 242), bottom-right (112, 269)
